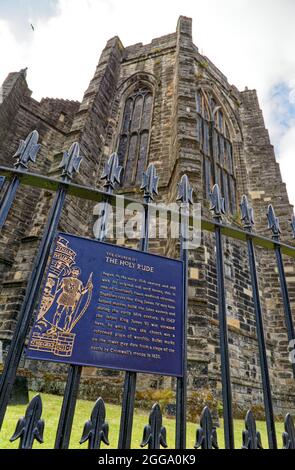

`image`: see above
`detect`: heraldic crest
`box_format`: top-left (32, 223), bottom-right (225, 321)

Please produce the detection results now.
top-left (29, 236), bottom-right (93, 357)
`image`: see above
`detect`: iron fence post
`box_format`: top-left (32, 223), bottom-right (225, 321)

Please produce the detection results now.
top-left (175, 174), bottom-right (192, 449)
top-left (118, 371), bottom-right (137, 449)
top-left (54, 153), bottom-right (123, 449)
top-left (291, 215), bottom-right (295, 239)
top-left (267, 205), bottom-right (295, 378)
top-left (0, 130), bottom-right (40, 231)
top-left (282, 413), bottom-right (295, 449)
top-left (0, 176), bottom-right (5, 193)
top-left (140, 403), bottom-right (168, 449)
top-left (241, 196), bottom-right (277, 449)
top-left (0, 142), bottom-right (82, 430)
top-left (10, 394), bottom-right (44, 449)
top-left (194, 406), bottom-right (219, 449)
top-left (54, 365), bottom-right (82, 448)
top-left (118, 164), bottom-right (158, 449)
top-left (241, 410), bottom-right (263, 449)
top-left (210, 184), bottom-right (234, 449)
top-left (80, 397), bottom-right (109, 449)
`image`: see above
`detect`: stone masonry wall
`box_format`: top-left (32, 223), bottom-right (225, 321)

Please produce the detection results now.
top-left (0, 69), bottom-right (79, 340)
top-left (0, 16), bottom-right (294, 417)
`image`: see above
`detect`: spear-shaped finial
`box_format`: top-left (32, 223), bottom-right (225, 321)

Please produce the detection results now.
top-left (240, 195), bottom-right (254, 231)
top-left (59, 142), bottom-right (82, 181)
top-left (80, 397), bottom-right (109, 449)
top-left (267, 204), bottom-right (281, 240)
top-left (10, 394), bottom-right (44, 449)
top-left (141, 164), bottom-right (159, 201)
top-left (241, 410), bottom-right (263, 449)
top-left (194, 406), bottom-right (218, 449)
top-left (140, 403), bottom-right (168, 449)
top-left (291, 214), bottom-right (295, 239)
top-left (101, 152), bottom-right (123, 190)
top-left (13, 130), bottom-right (40, 169)
top-left (210, 184), bottom-right (225, 221)
top-left (282, 413), bottom-right (295, 449)
top-left (177, 174), bottom-right (193, 204)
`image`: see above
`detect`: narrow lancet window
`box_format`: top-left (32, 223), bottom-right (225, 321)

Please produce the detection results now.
top-left (196, 89), bottom-right (236, 213)
top-left (117, 87), bottom-right (153, 185)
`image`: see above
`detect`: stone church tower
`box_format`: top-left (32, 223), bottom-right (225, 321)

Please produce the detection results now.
top-left (0, 16), bottom-right (294, 416)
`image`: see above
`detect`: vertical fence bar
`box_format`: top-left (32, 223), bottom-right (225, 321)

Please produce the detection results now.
top-left (282, 413), bottom-right (295, 449)
top-left (175, 174), bottom-right (192, 449)
top-left (0, 130), bottom-right (40, 231)
top-left (0, 176), bottom-right (22, 230)
top-left (210, 184), bottom-right (234, 449)
top-left (140, 403), bottom-right (167, 449)
top-left (54, 365), bottom-right (82, 448)
top-left (194, 406), bottom-right (219, 449)
top-left (241, 196), bottom-right (277, 449)
top-left (291, 215), bottom-right (295, 239)
top-left (10, 394), bottom-right (44, 449)
top-left (267, 205), bottom-right (295, 378)
top-left (0, 143), bottom-right (82, 431)
top-left (79, 397), bottom-right (109, 449)
top-left (54, 153), bottom-right (123, 449)
top-left (118, 164), bottom-right (158, 449)
top-left (118, 371), bottom-right (137, 450)
top-left (0, 176), bottom-right (5, 193)
top-left (241, 409), bottom-right (263, 449)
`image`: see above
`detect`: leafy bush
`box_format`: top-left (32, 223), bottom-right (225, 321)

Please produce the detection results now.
top-left (135, 389), bottom-right (174, 412)
top-left (186, 389), bottom-right (218, 423)
top-left (232, 402), bottom-right (268, 420)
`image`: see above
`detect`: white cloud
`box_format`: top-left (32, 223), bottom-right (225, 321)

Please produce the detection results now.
top-left (0, 0), bottom-right (294, 206)
top-left (0, 19), bottom-right (29, 75)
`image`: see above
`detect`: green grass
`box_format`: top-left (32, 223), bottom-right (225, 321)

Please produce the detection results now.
top-left (0, 392), bottom-right (284, 449)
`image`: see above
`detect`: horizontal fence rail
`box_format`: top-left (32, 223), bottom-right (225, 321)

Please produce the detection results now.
top-left (1, 165), bottom-right (294, 258)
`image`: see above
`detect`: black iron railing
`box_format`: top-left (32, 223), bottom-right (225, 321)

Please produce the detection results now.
top-left (0, 130), bottom-right (294, 449)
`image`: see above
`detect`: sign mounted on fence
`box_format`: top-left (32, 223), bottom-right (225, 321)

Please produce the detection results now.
top-left (26, 233), bottom-right (184, 376)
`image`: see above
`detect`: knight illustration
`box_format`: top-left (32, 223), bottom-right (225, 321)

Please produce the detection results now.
top-left (48, 266), bottom-right (93, 334)
top-left (29, 236), bottom-right (93, 358)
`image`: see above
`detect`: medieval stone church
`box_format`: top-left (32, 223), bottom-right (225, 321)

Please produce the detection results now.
top-left (0, 16), bottom-right (294, 416)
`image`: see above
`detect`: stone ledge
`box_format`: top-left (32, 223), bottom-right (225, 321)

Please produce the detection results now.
top-left (122, 46), bottom-right (176, 65)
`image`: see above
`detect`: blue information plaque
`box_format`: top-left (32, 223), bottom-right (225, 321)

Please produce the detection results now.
top-left (26, 233), bottom-right (184, 377)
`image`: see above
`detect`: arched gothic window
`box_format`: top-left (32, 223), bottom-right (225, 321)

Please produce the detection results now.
top-left (117, 86), bottom-right (153, 185)
top-left (196, 89), bottom-right (236, 213)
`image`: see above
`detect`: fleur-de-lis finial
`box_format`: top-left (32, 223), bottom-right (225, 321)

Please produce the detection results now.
top-left (210, 184), bottom-right (225, 221)
top-left (101, 152), bottom-right (123, 190)
top-left (291, 214), bottom-right (295, 239)
top-left (177, 174), bottom-right (193, 204)
top-left (240, 195), bottom-right (255, 230)
top-left (10, 395), bottom-right (44, 449)
top-left (80, 397), bottom-right (109, 449)
top-left (282, 413), bottom-right (295, 449)
top-left (59, 142), bottom-right (82, 181)
top-left (194, 406), bottom-right (218, 449)
top-left (140, 403), bottom-right (168, 449)
top-left (141, 164), bottom-right (159, 201)
top-left (267, 204), bottom-right (281, 239)
top-left (241, 410), bottom-right (263, 449)
top-left (13, 130), bottom-right (40, 169)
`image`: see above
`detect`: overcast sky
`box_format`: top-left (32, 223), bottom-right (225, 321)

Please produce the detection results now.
top-left (0, 0), bottom-right (294, 209)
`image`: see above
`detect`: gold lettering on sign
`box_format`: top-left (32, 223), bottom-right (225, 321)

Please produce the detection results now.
top-left (91, 252), bottom-right (178, 363)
